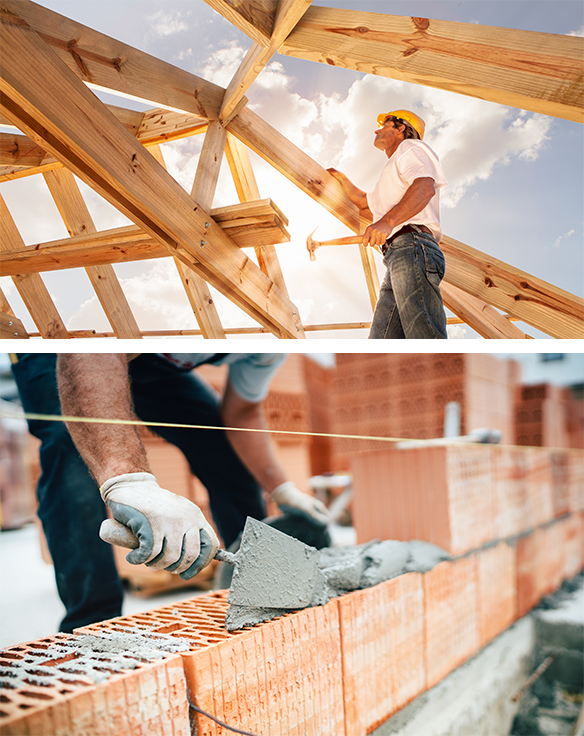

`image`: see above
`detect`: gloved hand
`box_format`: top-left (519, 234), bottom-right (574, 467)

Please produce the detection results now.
top-left (99, 472), bottom-right (219, 579)
top-left (271, 481), bottom-right (331, 526)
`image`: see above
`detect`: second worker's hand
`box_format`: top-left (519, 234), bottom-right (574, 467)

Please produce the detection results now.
top-left (271, 481), bottom-right (331, 526)
top-left (99, 473), bottom-right (219, 579)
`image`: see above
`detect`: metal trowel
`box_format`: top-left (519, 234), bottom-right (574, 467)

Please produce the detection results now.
top-left (100, 516), bottom-right (325, 609)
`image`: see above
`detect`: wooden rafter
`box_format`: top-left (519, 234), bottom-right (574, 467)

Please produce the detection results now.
top-left (440, 282), bottom-right (529, 339)
top-left (4, 0), bottom-right (224, 119)
top-left (280, 6), bottom-right (584, 122)
top-left (43, 168), bottom-right (143, 339)
top-left (202, 0), bottom-right (278, 47)
top-left (219, 0), bottom-right (313, 124)
top-left (0, 6), bottom-right (303, 338)
top-left (0, 309), bottom-right (28, 338)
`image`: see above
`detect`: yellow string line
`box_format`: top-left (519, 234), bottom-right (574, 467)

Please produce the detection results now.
top-left (0, 410), bottom-right (418, 444)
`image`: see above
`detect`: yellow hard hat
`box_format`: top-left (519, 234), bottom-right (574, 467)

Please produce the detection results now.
top-left (377, 110), bottom-right (426, 140)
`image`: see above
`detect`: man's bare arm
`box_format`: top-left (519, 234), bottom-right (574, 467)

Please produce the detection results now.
top-left (363, 177), bottom-right (436, 247)
top-left (57, 354), bottom-right (151, 486)
top-left (221, 382), bottom-right (287, 493)
top-left (327, 168), bottom-right (373, 218)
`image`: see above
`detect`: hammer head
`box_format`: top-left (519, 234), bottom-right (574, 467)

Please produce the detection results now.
top-left (306, 228), bottom-right (320, 261)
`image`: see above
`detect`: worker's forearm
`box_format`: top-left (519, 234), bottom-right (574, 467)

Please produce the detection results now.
top-left (57, 354), bottom-right (151, 486)
top-left (221, 387), bottom-right (287, 493)
top-left (327, 168), bottom-right (371, 215)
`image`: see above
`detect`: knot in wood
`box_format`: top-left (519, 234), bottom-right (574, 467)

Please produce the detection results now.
top-left (484, 276), bottom-right (495, 287)
top-left (412, 17), bottom-right (430, 30)
top-left (357, 26), bottom-right (369, 34)
top-left (326, 57), bottom-right (336, 65)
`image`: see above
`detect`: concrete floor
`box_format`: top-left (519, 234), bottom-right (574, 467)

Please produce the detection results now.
top-left (0, 524), bottom-right (211, 650)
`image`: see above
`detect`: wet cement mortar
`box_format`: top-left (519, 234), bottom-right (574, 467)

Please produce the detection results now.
top-left (225, 532), bottom-right (450, 631)
top-left (0, 628), bottom-right (190, 690)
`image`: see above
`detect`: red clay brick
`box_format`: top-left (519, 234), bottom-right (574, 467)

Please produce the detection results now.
top-left (0, 634), bottom-right (190, 736)
top-left (523, 450), bottom-right (554, 528)
top-left (423, 556), bottom-right (479, 689)
top-left (568, 450), bottom-right (584, 511)
top-left (183, 601), bottom-right (345, 736)
top-left (539, 522), bottom-right (564, 597)
top-left (476, 542), bottom-right (517, 648)
top-left (515, 529), bottom-right (542, 618)
top-left (551, 452), bottom-right (572, 518)
top-left (492, 447), bottom-right (526, 538)
top-left (351, 446), bottom-right (495, 555)
top-left (562, 513), bottom-right (584, 579)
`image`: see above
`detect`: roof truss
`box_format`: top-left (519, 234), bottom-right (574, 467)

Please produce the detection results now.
top-left (0, 0), bottom-right (582, 339)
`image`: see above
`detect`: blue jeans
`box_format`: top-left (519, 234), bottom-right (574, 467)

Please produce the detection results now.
top-left (12, 353), bottom-right (266, 631)
top-left (368, 230), bottom-right (448, 339)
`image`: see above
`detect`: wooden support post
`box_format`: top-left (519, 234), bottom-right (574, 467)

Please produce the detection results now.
top-left (150, 134), bottom-right (226, 339)
top-left (43, 169), bottom-right (143, 339)
top-left (441, 282), bottom-right (530, 339)
top-left (440, 236), bottom-right (584, 339)
top-left (359, 244), bottom-right (380, 311)
top-left (280, 6), bottom-right (584, 122)
top-left (225, 133), bottom-right (291, 299)
top-left (0, 194), bottom-right (69, 338)
top-left (0, 9), bottom-right (302, 338)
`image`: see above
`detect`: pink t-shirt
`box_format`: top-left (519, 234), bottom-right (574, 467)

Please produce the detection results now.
top-left (367, 140), bottom-right (447, 242)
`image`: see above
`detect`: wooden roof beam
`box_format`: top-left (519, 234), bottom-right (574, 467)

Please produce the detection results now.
top-left (440, 281), bottom-right (530, 339)
top-left (202, 0), bottom-right (277, 47)
top-left (440, 236), bottom-right (584, 339)
top-left (0, 194), bottom-right (70, 338)
top-left (0, 5), bottom-right (303, 338)
top-left (0, 108), bottom-right (207, 182)
top-left (280, 6), bottom-right (584, 122)
top-left (0, 201), bottom-right (291, 276)
top-left (43, 168), bottom-right (143, 339)
top-left (4, 0), bottom-right (224, 119)
top-left (219, 0), bottom-right (313, 124)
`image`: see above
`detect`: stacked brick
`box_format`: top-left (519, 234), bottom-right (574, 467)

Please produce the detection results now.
top-left (4, 446), bottom-right (582, 736)
top-left (515, 383), bottom-right (572, 448)
top-left (303, 355), bottom-right (335, 475)
top-left (329, 353), bottom-right (519, 471)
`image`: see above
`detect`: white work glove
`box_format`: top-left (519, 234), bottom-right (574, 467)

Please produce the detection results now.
top-left (271, 481), bottom-right (331, 526)
top-left (99, 472), bottom-right (219, 579)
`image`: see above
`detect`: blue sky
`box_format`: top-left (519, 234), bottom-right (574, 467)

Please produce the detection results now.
top-left (1, 0), bottom-right (582, 339)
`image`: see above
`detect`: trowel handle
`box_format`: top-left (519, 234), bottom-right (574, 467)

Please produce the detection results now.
top-left (100, 518), bottom-right (235, 564)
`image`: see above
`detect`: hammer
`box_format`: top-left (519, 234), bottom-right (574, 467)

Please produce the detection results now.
top-left (306, 228), bottom-right (380, 260)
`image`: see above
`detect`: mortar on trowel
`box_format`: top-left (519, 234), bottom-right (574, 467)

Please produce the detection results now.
top-left (100, 516), bottom-right (328, 613)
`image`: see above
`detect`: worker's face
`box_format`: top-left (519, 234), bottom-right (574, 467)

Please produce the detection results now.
top-left (373, 118), bottom-right (404, 152)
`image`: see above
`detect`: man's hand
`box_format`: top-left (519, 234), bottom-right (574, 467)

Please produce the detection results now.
top-left (362, 218), bottom-right (395, 248)
top-left (271, 482), bottom-right (331, 526)
top-left (100, 473), bottom-right (219, 579)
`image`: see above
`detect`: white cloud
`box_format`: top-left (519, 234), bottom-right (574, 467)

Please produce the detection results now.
top-left (567, 25), bottom-right (584, 36)
top-left (552, 229), bottom-right (575, 248)
top-left (447, 324), bottom-right (472, 339)
top-left (196, 43), bottom-right (246, 86)
top-left (146, 11), bottom-right (189, 40)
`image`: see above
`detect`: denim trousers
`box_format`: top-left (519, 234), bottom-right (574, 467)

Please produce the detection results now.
top-left (12, 353), bottom-right (265, 631)
top-left (368, 230), bottom-right (448, 339)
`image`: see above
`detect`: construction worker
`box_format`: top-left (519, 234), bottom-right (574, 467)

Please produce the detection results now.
top-left (328, 109), bottom-right (448, 339)
top-left (11, 353), bottom-right (330, 632)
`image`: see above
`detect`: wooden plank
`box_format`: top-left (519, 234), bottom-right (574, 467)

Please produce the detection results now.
top-left (0, 194), bottom-right (70, 338)
top-left (219, 0), bottom-right (313, 124)
top-left (280, 6), bottom-right (584, 122)
top-left (0, 201), bottom-right (292, 275)
top-left (0, 132), bottom-right (45, 167)
top-left (0, 309), bottom-right (28, 338)
top-left (440, 281), bottom-right (530, 339)
top-left (152, 132), bottom-right (226, 340)
top-left (441, 236), bottom-right (584, 339)
top-left (4, 0), bottom-right (224, 119)
top-left (225, 133), bottom-right (291, 298)
top-left (202, 0), bottom-right (277, 47)
top-left (137, 109), bottom-right (207, 146)
top-left (0, 11), bottom-right (303, 338)
top-left (43, 168), bottom-right (143, 339)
